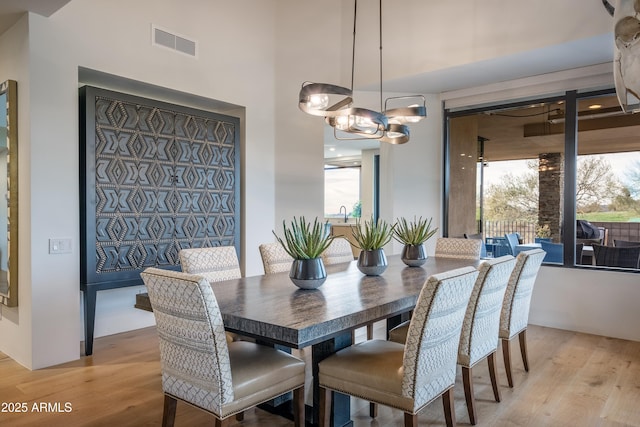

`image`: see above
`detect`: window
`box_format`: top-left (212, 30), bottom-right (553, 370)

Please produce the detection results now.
top-left (324, 166), bottom-right (361, 221)
top-left (445, 89), bottom-right (640, 271)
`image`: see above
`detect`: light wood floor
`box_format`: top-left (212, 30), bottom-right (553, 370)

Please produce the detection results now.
top-left (1, 323), bottom-right (639, 426)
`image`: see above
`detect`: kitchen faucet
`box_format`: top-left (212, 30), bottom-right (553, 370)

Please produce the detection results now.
top-left (339, 205), bottom-right (347, 223)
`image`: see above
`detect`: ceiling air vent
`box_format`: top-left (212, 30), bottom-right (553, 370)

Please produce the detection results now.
top-left (152, 25), bottom-right (197, 57)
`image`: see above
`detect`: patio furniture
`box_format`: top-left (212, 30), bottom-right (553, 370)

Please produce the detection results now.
top-left (593, 244), bottom-right (640, 269)
top-left (504, 233), bottom-right (520, 256)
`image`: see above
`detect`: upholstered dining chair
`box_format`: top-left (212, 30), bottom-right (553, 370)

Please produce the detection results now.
top-left (464, 232), bottom-right (487, 258)
top-left (140, 267), bottom-right (306, 427)
top-left (499, 248), bottom-right (545, 387)
top-left (592, 244), bottom-right (640, 269)
top-left (435, 237), bottom-right (482, 260)
top-left (259, 242), bottom-right (294, 274)
top-left (321, 237), bottom-right (354, 265)
top-left (317, 266), bottom-right (479, 427)
top-left (388, 255), bottom-right (516, 425)
top-left (179, 246), bottom-right (243, 343)
top-left (179, 246), bottom-right (241, 282)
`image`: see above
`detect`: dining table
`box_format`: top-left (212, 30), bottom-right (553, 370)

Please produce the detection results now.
top-left (209, 254), bottom-right (481, 427)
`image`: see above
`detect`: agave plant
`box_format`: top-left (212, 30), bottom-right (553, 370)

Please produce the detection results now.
top-left (393, 216), bottom-right (438, 245)
top-left (352, 216), bottom-right (394, 250)
top-left (273, 216), bottom-right (334, 260)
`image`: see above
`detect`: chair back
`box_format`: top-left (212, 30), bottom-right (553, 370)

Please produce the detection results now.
top-left (259, 242), bottom-right (294, 274)
top-left (179, 246), bottom-right (241, 282)
top-left (464, 233), bottom-right (487, 258)
top-left (321, 237), bottom-right (354, 265)
top-left (593, 244), bottom-right (640, 269)
top-left (401, 266), bottom-right (478, 407)
top-left (435, 237), bottom-right (482, 260)
top-left (499, 249), bottom-right (545, 340)
top-left (140, 267), bottom-right (233, 415)
top-left (458, 255), bottom-right (516, 367)
top-left (540, 241), bottom-right (563, 263)
top-left (504, 233), bottom-right (520, 256)
top-left (614, 239), bottom-right (640, 247)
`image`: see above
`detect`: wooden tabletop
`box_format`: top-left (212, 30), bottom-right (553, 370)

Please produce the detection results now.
top-left (210, 255), bottom-right (481, 348)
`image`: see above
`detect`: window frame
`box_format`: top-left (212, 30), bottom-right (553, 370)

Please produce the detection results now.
top-left (443, 87), bottom-right (639, 272)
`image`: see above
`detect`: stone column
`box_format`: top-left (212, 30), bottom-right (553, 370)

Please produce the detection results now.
top-left (538, 153), bottom-right (564, 242)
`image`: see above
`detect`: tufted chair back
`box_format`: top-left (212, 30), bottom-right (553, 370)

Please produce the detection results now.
top-left (179, 246), bottom-right (241, 282)
top-left (140, 267), bottom-right (233, 416)
top-left (401, 266), bottom-right (478, 409)
top-left (321, 237), bottom-right (354, 265)
top-left (435, 237), bottom-right (482, 260)
top-left (259, 242), bottom-right (294, 274)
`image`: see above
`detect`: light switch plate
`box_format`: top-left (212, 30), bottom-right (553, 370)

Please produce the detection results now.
top-left (49, 238), bottom-right (72, 254)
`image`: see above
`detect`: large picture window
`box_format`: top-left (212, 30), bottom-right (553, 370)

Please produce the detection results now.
top-left (445, 89), bottom-right (640, 271)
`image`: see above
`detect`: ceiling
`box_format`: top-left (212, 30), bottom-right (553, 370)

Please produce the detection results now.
top-left (0, 0), bottom-right (71, 35)
top-left (466, 93), bottom-right (640, 163)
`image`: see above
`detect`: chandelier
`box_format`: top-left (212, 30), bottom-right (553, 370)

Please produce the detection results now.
top-left (298, 0), bottom-right (426, 144)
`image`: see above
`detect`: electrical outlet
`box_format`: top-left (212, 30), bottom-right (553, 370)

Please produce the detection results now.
top-left (49, 238), bottom-right (72, 254)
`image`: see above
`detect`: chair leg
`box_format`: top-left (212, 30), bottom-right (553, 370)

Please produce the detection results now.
top-left (487, 352), bottom-right (501, 402)
top-left (404, 412), bottom-right (418, 427)
top-left (519, 329), bottom-right (529, 372)
top-left (162, 394), bottom-right (177, 427)
top-left (442, 388), bottom-right (456, 427)
top-left (369, 401), bottom-right (378, 418)
top-left (501, 338), bottom-right (514, 387)
top-left (214, 418), bottom-right (231, 427)
top-left (462, 366), bottom-right (476, 425)
top-left (293, 386), bottom-right (305, 427)
top-left (318, 387), bottom-right (331, 427)
top-left (367, 323), bottom-right (374, 340)
top-left (235, 411), bottom-right (244, 421)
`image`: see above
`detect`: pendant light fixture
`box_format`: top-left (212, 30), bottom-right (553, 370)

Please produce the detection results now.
top-left (298, 0), bottom-right (426, 144)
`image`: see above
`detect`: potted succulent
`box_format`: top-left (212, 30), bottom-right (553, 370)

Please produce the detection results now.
top-left (393, 216), bottom-right (438, 266)
top-left (352, 216), bottom-right (394, 275)
top-left (273, 216), bottom-right (334, 289)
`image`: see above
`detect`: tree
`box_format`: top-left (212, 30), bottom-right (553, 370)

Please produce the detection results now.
top-left (575, 155), bottom-right (621, 213)
top-left (623, 159), bottom-right (640, 199)
top-left (484, 156), bottom-right (624, 220)
top-left (484, 161), bottom-right (538, 222)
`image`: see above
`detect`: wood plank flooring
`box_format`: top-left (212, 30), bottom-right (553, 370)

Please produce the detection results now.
top-left (0, 323), bottom-right (639, 426)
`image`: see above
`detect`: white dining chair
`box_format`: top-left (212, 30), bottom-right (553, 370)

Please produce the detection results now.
top-left (140, 267), bottom-right (306, 427)
top-left (318, 266), bottom-right (479, 427)
top-left (500, 248), bottom-right (545, 387)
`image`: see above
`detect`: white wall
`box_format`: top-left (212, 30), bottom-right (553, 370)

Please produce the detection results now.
top-left (273, 0), bottom-right (343, 233)
top-left (530, 266), bottom-right (640, 342)
top-left (0, 0), bottom-right (289, 369)
top-left (0, 15), bottom-right (33, 368)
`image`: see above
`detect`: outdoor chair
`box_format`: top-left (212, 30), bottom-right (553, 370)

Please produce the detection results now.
top-left (614, 239), bottom-right (640, 247)
top-left (593, 244), bottom-right (640, 269)
top-left (504, 233), bottom-right (520, 256)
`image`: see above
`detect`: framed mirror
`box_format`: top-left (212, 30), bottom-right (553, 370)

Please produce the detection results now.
top-left (0, 80), bottom-right (17, 307)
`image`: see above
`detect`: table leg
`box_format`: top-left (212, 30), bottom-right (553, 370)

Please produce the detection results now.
top-left (311, 332), bottom-right (353, 427)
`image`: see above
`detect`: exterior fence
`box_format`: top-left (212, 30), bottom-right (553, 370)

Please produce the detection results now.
top-left (478, 220), bottom-right (640, 247)
top-left (480, 220), bottom-right (537, 244)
